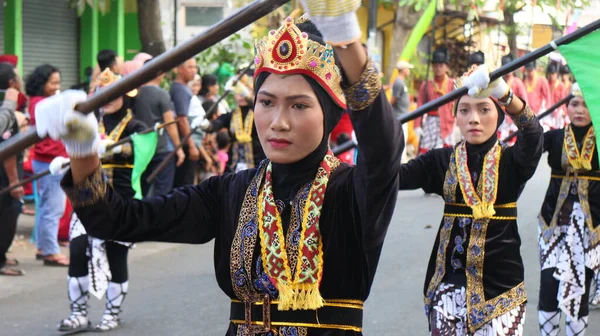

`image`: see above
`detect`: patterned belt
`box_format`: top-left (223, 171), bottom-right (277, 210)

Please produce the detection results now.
top-left (551, 173), bottom-right (600, 182)
top-left (101, 163), bottom-right (134, 169)
top-left (443, 202), bottom-right (517, 220)
top-left (230, 296), bottom-right (363, 335)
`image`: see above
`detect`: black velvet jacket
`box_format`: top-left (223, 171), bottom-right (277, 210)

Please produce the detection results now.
top-left (398, 105), bottom-right (543, 332)
top-left (62, 63), bottom-right (403, 335)
top-left (539, 126), bottom-right (600, 241)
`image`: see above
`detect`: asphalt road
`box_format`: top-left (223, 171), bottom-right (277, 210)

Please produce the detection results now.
top-left (1, 155), bottom-right (599, 335)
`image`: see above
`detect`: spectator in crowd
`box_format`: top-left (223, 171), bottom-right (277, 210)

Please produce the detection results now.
top-left (26, 64), bottom-right (69, 266)
top-left (391, 60), bottom-right (413, 163)
top-left (97, 49), bottom-right (123, 74)
top-left (133, 52), bottom-right (153, 64)
top-left (89, 50), bottom-right (123, 93)
top-left (199, 74), bottom-right (230, 115)
top-left (170, 58), bottom-right (203, 187)
top-left (137, 62), bottom-right (185, 196)
top-left (186, 74), bottom-right (214, 181)
top-left (215, 131), bottom-right (231, 176)
top-left (0, 62), bottom-right (25, 276)
top-left (0, 55), bottom-right (27, 111)
top-left (189, 74), bottom-right (201, 96)
top-left (120, 60), bottom-right (143, 77)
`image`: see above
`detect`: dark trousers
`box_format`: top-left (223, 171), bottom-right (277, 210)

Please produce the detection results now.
top-left (539, 267), bottom-right (594, 318)
top-left (173, 146), bottom-right (196, 188)
top-left (0, 197), bottom-right (20, 268)
top-left (69, 235), bottom-right (129, 283)
top-left (141, 152), bottom-right (176, 197)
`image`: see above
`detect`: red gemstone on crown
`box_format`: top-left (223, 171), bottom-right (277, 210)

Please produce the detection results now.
top-left (325, 73), bottom-right (332, 80)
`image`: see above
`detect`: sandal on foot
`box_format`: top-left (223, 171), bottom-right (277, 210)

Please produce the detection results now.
top-left (43, 255), bottom-right (69, 267)
top-left (94, 314), bottom-right (121, 332)
top-left (57, 315), bottom-right (90, 334)
top-left (6, 258), bottom-right (19, 266)
top-left (0, 267), bottom-right (25, 276)
top-left (21, 205), bottom-right (35, 216)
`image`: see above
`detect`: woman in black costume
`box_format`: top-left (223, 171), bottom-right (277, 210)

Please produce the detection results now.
top-left (398, 64), bottom-right (543, 335)
top-left (537, 83), bottom-right (600, 336)
top-left (33, 9), bottom-right (403, 335)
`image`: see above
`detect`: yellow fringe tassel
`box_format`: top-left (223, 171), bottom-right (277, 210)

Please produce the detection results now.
top-left (276, 281), bottom-right (325, 311)
top-left (573, 158), bottom-right (592, 171)
top-left (471, 202), bottom-right (496, 220)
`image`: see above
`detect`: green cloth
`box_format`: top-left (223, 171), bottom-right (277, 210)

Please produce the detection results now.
top-left (559, 29), bottom-right (600, 166)
top-left (131, 131), bottom-right (158, 200)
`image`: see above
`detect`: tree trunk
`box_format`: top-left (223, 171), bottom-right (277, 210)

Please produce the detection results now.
top-left (386, 5), bottom-right (422, 77)
top-left (503, 7), bottom-right (518, 59)
top-left (137, 0), bottom-right (166, 56)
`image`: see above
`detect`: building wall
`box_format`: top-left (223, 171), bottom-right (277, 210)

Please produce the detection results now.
top-left (159, 0), bottom-right (233, 49)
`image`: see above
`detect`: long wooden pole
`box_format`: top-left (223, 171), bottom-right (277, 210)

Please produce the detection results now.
top-left (145, 62), bottom-right (253, 183)
top-left (0, 0), bottom-right (289, 162)
top-left (332, 94), bottom-right (574, 156)
top-left (397, 19), bottom-right (600, 125)
top-left (0, 120), bottom-right (177, 196)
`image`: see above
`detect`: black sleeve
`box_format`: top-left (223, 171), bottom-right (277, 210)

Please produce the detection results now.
top-left (61, 166), bottom-right (225, 244)
top-left (507, 104), bottom-right (544, 182)
top-left (207, 112), bottom-right (232, 133)
top-left (346, 61), bottom-right (404, 249)
top-left (398, 148), bottom-right (450, 195)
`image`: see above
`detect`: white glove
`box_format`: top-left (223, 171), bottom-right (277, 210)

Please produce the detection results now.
top-left (414, 127), bottom-right (424, 138)
top-left (34, 90), bottom-right (100, 158)
top-left (98, 139), bottom-right (122, 156)
top-left (153, 122), bottom-right (164, 136)
top-left (224, 77), bottom-right (235, 92)
top-left (462, 65), bottom-right (509, 99)
top-left (299, 0), bottom-right (362, 46)
top-left (191, 118), bottom-right (210, 131)
top-left (49, 156), bottom-right (70, 176)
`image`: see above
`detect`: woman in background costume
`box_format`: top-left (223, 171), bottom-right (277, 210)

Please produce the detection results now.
top-left (55, 69), bottom-right (147, 333)
top-left (203, 81), bottom-right (264, 172)
top-left (537, 83), bottom-right (600, 336)
top-left (398, 64), bottom-right (543, 335)
top-left (35, 2), bottom-right (403, 334)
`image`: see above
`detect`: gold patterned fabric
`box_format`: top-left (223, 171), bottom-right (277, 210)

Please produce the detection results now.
top-left (343, 60), bottom-right (382, 111)
top-left (63, 165), bottom-right (107, 208)
top-left (229, 108), bottom-right (256, 170)
top-left (454, 141), bottom-right (501, 219)
top-left (564, 125), bottom-right (595, 171)
top-left (510, 104), bottom-right (535, 129)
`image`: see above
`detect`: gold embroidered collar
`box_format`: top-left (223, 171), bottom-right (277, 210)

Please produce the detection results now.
top-left (564, 125), bottom-right (595, 171)
top-left (455, 141), bottom-right (502, 219)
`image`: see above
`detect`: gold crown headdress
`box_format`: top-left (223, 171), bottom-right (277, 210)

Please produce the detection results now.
top-left (253, 17), bottom-right (346, 109)
top-left (98, 68), bottom-right (137, 97)
top-left (571, 82), bottom-right (583, 97)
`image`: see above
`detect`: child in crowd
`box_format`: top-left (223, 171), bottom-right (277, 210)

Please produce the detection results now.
top-left (216, 131), bottom-right (231, 176)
